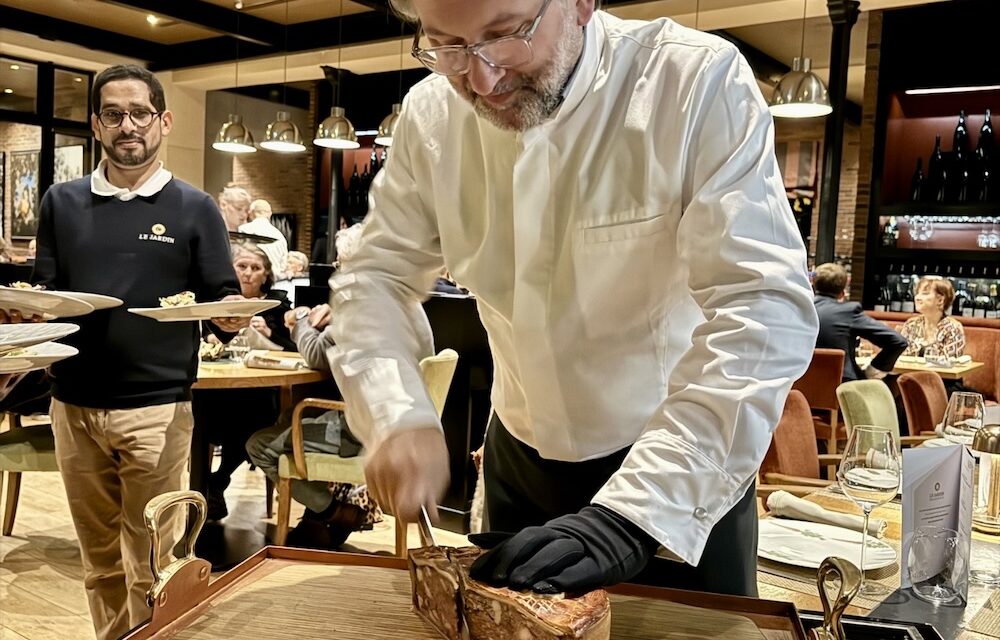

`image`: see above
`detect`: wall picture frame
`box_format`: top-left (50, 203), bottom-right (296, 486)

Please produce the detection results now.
top-left (0, 151), bottom-right (5, 234)
top-left (10, 150), bottom-right (39, 240)
top-left (54, 144), bottom-right (85, 185)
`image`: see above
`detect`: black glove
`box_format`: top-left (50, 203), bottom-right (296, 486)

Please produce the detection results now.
top-left (468, 505), bottom-right (658, 594)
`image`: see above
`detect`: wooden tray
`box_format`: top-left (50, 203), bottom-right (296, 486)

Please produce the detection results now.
top-left (122, 546), bottom-right (807, 640)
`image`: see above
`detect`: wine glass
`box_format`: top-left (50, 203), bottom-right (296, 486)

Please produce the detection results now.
top-left (942, 391), bottom-right (985, 444)
top-left (227, 330), bottom-right (251, 363)
top-left (837, 425), bottom-right (901, 597)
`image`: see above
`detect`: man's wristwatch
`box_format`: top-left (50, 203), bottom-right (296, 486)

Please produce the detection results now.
top-left (295, 307), bottom-right (310, 322)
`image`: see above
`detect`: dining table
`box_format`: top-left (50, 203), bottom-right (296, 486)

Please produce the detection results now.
top-left (891, 357), bottom-right (986, 380)
top-left (189, 352), bottom-right (331, 569)
top-left (757, 485), bottom-right (1000, 639)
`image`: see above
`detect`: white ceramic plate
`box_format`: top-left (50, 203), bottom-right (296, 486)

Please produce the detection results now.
top-left (0, 323), bottom-right (79, 355)
top-left (0, 342), bottom-right (79, 373)
top-left (128, 299), bottom-right (281, 322)
top-left (60, 291), bottom-right (123, 311)
top-left (758, 518), bottom-right (897, 570)
top-left (0, 287), bottom-right (94, 318)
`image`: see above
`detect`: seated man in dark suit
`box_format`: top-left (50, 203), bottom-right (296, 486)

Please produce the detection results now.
top-left (813, 263), bottom-right (907, 381)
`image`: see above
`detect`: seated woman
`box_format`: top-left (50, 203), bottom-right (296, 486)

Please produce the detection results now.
top-left (197, 243), bottom-right (295, 520)
top-left (899, 276), bottom-right (966, 359)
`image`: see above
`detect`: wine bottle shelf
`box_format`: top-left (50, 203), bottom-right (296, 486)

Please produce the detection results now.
top-left (873, 248), bottom-right (1000, 262)
top-left (878, 203), bottom-right (1000, 217)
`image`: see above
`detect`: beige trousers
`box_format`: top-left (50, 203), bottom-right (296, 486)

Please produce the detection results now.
top-left (51, 399), bottom-right (194, 640)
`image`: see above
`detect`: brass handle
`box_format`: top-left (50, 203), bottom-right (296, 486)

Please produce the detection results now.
top-left (811, 557), bottom-right (862, 640)
top-left (144, 490), bottom-right (209, 607)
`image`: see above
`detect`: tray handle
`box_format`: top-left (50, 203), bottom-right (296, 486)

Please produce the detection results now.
top-left (811, 556), bottom-right (862, 640)
top-left (144, 490), bottom-right (212, 613)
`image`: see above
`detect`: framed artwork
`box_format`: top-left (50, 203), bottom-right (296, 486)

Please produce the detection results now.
top-left (54, 144), bottom-right (85, 185)
top-left (775, 140), bottom-right (820, 198)
top-left (10, 150), bottom-right (40, 239)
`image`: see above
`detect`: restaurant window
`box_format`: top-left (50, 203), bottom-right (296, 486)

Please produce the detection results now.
top-left (53, 69), bottom-right (90, 122)
top-left (0, 58), bottom-right (38, 115)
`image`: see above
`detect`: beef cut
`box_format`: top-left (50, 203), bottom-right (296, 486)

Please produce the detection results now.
top-left (408, 546), bottom-right (611, 640)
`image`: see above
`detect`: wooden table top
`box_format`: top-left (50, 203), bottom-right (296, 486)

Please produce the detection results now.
top-left (891, 358), bottom-right (985, 380)
top-left (194, 352), bottom-right (329, 390)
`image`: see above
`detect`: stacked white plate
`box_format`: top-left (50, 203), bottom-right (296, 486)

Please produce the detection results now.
top-left (0, 288), bottom-right (123, 373)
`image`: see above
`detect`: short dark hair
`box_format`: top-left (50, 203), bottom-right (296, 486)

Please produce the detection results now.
top-left (813, 263), bottom-right (848, 297)
top-left (91, 64), bottom-right (166, 113)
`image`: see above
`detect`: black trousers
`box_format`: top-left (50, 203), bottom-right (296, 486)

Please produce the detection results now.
top-left (482, 415), bottom-right (758, 597)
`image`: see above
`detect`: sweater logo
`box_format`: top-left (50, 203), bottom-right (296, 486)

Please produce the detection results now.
top-left (139, 223), bottom-right (175, 244)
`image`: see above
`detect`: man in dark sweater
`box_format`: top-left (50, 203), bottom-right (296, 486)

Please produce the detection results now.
top-left (813, 263), bottom-right (907, 381)
top-left (28, 65), bottom-right (245, 640)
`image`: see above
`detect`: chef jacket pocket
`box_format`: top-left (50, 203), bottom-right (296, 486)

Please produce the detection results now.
top-left (582, 212), bottom-right (669, 244)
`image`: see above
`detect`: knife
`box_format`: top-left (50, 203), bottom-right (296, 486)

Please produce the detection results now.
top-left (418, 505), bottom-right (438, 548)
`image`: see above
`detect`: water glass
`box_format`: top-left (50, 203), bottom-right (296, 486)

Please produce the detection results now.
top-left (227, 331), bottom-right (251, 363)
top-left (943, 392), bottom-right (985, 443)
top-left (838, 425), bottom-right (901, 596)
top-left (908, 526), bottom-right (963, 604)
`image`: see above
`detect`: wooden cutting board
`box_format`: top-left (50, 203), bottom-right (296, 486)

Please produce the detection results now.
top-left (166, 561), bottom-right (782, 640)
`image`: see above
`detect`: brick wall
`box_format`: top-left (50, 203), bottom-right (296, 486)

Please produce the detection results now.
top-left (849, 10), bottom-right (882, 303)
top-left (0, 122), bottom-right (42, 246)
top-left (773, 117), bottom-right (861, 266)
top-left (229, 89), bottom-right (317, 254)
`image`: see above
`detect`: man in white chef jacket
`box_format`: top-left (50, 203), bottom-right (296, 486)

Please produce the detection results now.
top-left (326, 0), bottom-right (819, 596)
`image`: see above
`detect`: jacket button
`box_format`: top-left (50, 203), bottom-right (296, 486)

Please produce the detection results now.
top-left (693, 507), bottom-right (708, 519)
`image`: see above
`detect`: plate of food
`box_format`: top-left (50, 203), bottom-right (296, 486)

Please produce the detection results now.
top-left (128, 291), bottom-right (280, 322)
top-left (0, 342), bottom-right (79, 373)
top-left (59, 291), bottom-right (124, 311)
top-left (0, 322), bottom-right (80, 356)
top-left (0, 284), bottom-right (95, 318)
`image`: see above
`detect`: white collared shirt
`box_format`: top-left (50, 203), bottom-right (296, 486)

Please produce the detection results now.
top-left (90, 159), bottom-right (172, 201)
top-left (327, 12), bottom-right (818, 564)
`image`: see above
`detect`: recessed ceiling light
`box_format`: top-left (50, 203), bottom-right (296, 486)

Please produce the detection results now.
top-left (3, 88), bottom-right (14, 94)
top-left (74, 77), bottom-right (83, 83)
top-left (146, 14), bottom-right (159, 25)
top-left (9, 64), bottom-right (19, 71)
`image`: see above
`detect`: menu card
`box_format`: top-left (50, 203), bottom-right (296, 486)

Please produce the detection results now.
top-left (900, 444), bottom-right (975, 598)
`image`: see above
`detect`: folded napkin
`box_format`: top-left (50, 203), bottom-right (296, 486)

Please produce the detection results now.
top-left (244, 350), bottom-right (308, 371)
top-left (766, 490), bottom-right (888, 538)
top-left (244, 327), bottom-right (283, 351)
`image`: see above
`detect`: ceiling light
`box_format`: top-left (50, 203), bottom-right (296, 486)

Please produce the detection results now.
top-left (146, 14), bottom-right (159, 25)
top-left (374, 103), bottom-right (401, 147)
top-left (768, 0), bottom-right (832, 119)
top-left (9, 64), bottom-right (19, 71)
top-left (905, 85), bottom-right (1000, 96)
top-left (235, 0), bottom-right (244, 8)
top-left (261, 111), bottom-right (306, 153)
top-left (3, 88), bottom-right (13, 94)
top-left (74, 77), bottom-right (83, 83)
top-left (213, 114), bottom-right (257, 153)
top-left (314, 106), bottom-right (359, 149)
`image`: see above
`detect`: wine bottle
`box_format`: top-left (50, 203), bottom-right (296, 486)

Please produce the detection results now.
top-left (980, 108), bottom-right (995, 158)
top-left (953, 141), bottom-right (970, 202)
top-left (953, 278), bottom-right (971, 316)
top-left (975, 285), bottom-right (992, 318)
top-left (873, 275), bottom-right (888, 312)
top-left (954, 109), bottom-right (970, 156)
top-left (910, 158), bottom-right (924, 201)
top-left (881, 216), bottom-right (898, 247)
top-left (901, 276), bottom-right (915, 313)
top-left (889, 277), bottom-right (903, 312)
top-left (348, 164), bottom-right (361, 208)
top-left (988, 283), bottom-right (1000, 320)
top-left (370, 147), bottom-right (380, 175)
top-left (963, 282), bottom-right (978, 317)
top-left (928, 135), bottom-right (948, 202)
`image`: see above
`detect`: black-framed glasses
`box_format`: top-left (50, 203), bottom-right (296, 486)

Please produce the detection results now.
top-left (411, 0), bottom-right (555, 77)
top-left (97, 108), bottom-right (161, 128)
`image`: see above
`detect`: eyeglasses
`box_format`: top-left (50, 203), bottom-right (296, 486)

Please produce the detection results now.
top-left (97, 109), bottom-right (161, 129)
top-left (411, 0), bottom-right (554, 77)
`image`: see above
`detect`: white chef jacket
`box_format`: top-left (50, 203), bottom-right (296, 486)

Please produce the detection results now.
top-left (239, 217), bottom-right (289, 278)
top-left (327, 11), bottom-right (819, 565)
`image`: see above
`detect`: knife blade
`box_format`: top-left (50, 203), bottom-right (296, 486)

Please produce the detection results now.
top-left (418, 505), bottom-right (438, 548)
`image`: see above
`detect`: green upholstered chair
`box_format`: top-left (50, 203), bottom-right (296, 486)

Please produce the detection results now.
top-left (0, 414), bottom-right (59, 535)
top-left (274, 349), bottom-right (459, 557)
top-left (835, 380), bottom-right (934, 449)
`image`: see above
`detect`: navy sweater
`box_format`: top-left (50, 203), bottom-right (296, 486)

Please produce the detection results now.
top-left (33, 176), bottom-right (240, 409)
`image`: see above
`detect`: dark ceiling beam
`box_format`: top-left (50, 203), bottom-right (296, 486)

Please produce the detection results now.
top-left (103, 0), bottom-right (281, 47)
top-left (0, 5), bottom-right (166, 62)
top-left (150, 9), bottom-right (414, 71)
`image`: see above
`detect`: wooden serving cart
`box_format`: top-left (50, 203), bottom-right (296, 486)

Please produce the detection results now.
top-left (124, 492), bottom-right (815, 640)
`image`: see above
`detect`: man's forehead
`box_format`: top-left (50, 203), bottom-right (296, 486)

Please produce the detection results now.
top-left (99, 80), bottom-right (153, 107)
top-left (415, 0), bottom-right (537, 37)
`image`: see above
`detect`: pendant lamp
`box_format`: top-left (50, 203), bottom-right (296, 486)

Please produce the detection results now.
top-left (313, 0), bottom-right (359, 149)
top-left (769, 0), bottom-right (833, 119)
top-left (374, 103), bottom-right (401, 147)
top-left (213, 13), bottom-right (257, 153)
top-left (261, 1), bottom-right (306, 153)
